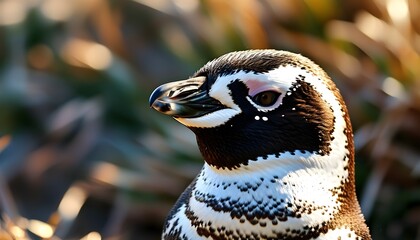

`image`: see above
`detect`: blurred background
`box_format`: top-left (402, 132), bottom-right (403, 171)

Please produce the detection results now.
top-left (0, 0), bottom-right (419, 239)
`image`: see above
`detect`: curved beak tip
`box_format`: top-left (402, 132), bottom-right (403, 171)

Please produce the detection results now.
top-left (149, 87), bottom-right (163, 107)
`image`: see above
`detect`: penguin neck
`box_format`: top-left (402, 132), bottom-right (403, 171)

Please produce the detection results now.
top-left (189, 149), bottom-right (354, 234)
top-left (199, 148), bottom-right (351, 202)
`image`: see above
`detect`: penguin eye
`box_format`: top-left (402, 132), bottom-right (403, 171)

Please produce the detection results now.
top-left (252, 91), bottom-right (281, 107)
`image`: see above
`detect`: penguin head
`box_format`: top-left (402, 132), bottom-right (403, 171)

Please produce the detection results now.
top-left (150, 50), bottom-right (352, 170)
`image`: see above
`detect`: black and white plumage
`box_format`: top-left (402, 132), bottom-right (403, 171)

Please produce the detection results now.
top-left (149, 49), bottom-right (371, 240)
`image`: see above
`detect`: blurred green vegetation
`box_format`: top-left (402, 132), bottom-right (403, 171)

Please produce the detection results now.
top-left (0, 0), bottom-right (419, 239)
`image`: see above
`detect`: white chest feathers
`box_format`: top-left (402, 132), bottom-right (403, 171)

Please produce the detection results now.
top-left (163, 153), bottom-right (354, 240)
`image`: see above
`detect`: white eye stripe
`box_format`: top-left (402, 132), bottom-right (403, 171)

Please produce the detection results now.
top-left (209, 78), bottom-right (237, 109)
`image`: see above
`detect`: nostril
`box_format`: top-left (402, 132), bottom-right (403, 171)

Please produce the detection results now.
top-left (152, 100), bottom-right (171, 113)
top-left (169, 83), bottom-right (200, 99)
top-left (171, 89), bottom-right (197, 100)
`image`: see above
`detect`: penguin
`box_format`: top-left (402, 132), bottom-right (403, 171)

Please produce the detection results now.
top-left (149, 49), bottom-right (371, 240)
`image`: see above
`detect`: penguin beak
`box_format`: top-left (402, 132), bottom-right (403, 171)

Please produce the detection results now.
top-left (149, 76), bottom-right (225, 118)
